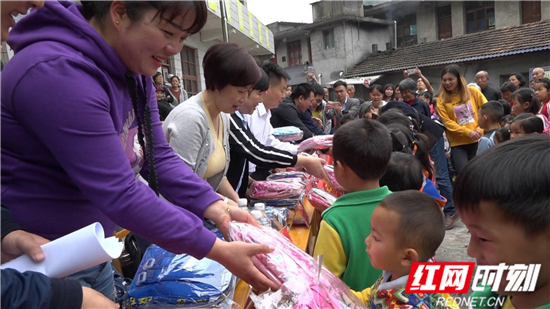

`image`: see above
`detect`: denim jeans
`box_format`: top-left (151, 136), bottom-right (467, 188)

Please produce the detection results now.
top-left (429, 136), bottom-right (456, 216)
top-left (67, 261), bottom-right (115, 300)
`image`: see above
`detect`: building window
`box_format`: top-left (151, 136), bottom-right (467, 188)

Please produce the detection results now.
top-left (372, 44), bottom-right (378, 53)
top-left (161, 60), bottom-right (171, 84)
top-left (437, 5), bottom-right (452, 39)
top-left (522, 1), bottom-right (541, 24)
top-left (181, 46), bottom-right (199, 96)
top-left (465, 1), bottom-right (495, 33)
top-left (396, 14), bottom-right (417, 47)
top-left (287, 40), bottom-right (302, 67)
top-left (323, 29), bottom-right (335, 49)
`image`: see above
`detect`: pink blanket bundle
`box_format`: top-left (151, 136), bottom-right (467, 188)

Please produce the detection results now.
top-left (323, 165), bottom-right (345, 192)
top-left (297, 135), bottom-right (333, 152)
top-left (249, 181), bottom-right (305, 200)
top-left (307, 188), bottom-right (337, 212)
top-left (229, 222), bottom-right (366, 309)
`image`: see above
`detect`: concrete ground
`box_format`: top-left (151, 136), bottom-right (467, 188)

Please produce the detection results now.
top-left (435, 218), bottom-right (477, 309)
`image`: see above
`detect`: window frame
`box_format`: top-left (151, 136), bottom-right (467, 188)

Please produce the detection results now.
top-left (286, 39), bottom-right (302, 67)
top-left (464, 1), bottom-right (495, 34)
top-left (323, 28), bottom-right (335, 49)
top-left (181, 46), bottom-right (199, 96)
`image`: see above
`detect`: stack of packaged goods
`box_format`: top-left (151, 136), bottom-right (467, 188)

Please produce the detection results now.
top-left (307, 188), bottom-right (337, 212)
top-left (229, 222), bottom-right (366, 309)
top-left (297, 135), bottom-right (333, 153)
top-left (272, 126), bottom-right (304, 142)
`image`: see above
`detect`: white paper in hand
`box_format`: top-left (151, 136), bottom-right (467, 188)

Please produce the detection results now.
top-left (1, 222), bottom-right (123, 278)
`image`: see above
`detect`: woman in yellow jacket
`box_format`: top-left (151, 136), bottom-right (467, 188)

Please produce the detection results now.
top-left (436, 65), bottom-right (487, 174)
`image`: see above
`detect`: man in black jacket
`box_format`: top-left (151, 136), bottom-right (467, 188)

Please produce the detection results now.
top-left (475, 71), bottom-right (501, 101)
top-left (270, 83), bottom-right (316, 141)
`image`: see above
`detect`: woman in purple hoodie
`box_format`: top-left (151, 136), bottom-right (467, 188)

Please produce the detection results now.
top-left (1, 0), bottom-right (278, 297)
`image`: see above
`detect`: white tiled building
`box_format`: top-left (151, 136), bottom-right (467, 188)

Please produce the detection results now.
top-left (160, 0), bottom-right (275, 96)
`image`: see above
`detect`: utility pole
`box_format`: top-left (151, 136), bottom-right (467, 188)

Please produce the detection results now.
top-left (220, 0), bottom-right (230, 42)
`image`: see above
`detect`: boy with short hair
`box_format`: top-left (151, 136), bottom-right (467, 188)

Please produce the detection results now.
top-left (353, 190), bottom-right (450, 307)
top-left (476, 101), bottom-right (504, 155)
top-left (314, 119), bottom-right (392, 291)
top-left (454, 135), bottom-right (550, 309)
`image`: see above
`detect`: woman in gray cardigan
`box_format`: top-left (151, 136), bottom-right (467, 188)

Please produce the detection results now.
top-left (163, 43), bottom-right (261, 203)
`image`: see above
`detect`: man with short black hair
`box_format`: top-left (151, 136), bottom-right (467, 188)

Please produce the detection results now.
top-left (332, 80), bottom-right (361, 118)
top-left (271, 83), bottom-right (317, 141)
top-left (247, 63), bottom-right (295, 179)
top-left (475, 71), bottom-right (501, 101)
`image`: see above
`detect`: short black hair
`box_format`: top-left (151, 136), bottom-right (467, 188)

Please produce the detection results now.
top-left (454, 134), bottom-right (550, 236)
top-left (512, 88), bottom-right (541, 114)
top-left (333, 119), bottom-right (392, 180)
top-left (494, 127), bottom-right (511, 144)
top-left (82, 1), bottom-right (207, 35)
top-left (380, 152), bottom-right (423, 192)
top-left (497, 99), bottom-right (511, 115)
top-left (535, 78), bottom-right (550, 91)
top-left (377, 108), bottom-right (414, 130)
top-left (380, 191), bottom-right (445, 261)
top-left (252, 69), bottom-right (269, 92)
top-left (333, 80), bottom-right (347, 89)
top-left (260, 62), bottom-right (290, 86)
top-left (420, 92), bottom-right (432, 101)
top-left (310, 82), bottom-right (325, 96)
top-left (509, 72), bottom-right (527, 88)
top-left (369, 84), bottom-right (384, 94)
top-left (203, 43), bottom-right (260, 91)
top-left (511, 113), bottom-right (544, 134)
top-left (500, 114), bottom-right (514, 127)
top-left (290, 83), bottom-right (314, 101)
top-left (479, 101), bottom-right (504, 123)
top-left (338, 114), bottom-right (355, 128)
top-left (500, 81), bottom-right (516, 93)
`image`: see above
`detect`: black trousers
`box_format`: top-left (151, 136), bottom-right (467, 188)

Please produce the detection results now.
top-left (451, 142), bottom-right (478, 176)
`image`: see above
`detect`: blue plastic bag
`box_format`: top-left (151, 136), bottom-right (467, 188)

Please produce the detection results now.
top-left (127, 231), bottom-right (235, 308)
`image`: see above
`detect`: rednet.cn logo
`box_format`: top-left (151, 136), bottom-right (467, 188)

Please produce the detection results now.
top-left (405, 262), bottom-right (541, 293)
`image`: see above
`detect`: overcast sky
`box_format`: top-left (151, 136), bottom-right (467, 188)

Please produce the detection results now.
top-left (247, 0), bottom-right (314, 25)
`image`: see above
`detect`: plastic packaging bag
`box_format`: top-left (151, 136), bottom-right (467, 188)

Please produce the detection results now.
top-left (272, 126), bottom-right (304, 142)
top-left (229, 222), bottom-right (366, 309)
top-left (323, 165), bottom-right (345, 192)
top-left (264, 206), bottom-right (289, 230)
top-left (126, 242), bottom-right (235, 308)
top-left (266, 171), bottom-right (310, 182)
top-left (298, 135), bottom-right (333, 152)
top-left (307, 188), bottom-right (337, 212)
top-left (249, 181), bottom-right (305, 200)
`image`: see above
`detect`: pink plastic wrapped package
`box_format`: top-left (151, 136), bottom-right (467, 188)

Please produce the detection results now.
top-left (297, 135), bottom-right (333, 152)
top-left (307, 188), bottom-right (337, 212)
top-left (267, 172), bottom-right (310, 183)
top-left (229, 222), bottom-right (366, 309)
top-left (249, 181), bottom-right (305, 200)
top-left (323, 165), bottom-right (345, 192)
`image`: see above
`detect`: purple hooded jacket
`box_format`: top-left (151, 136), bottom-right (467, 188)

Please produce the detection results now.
top-left (1, 1), bottom-right (220, 258)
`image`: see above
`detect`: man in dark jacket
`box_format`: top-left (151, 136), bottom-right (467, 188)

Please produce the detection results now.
top-left (270, 83), bottom-right (316, 141)
top-left (300, 82), bottom-right (326, 136)
top-left (475, 71), bottom-right (501, 101)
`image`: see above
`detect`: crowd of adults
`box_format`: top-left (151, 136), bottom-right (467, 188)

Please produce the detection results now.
top-left (1, 1), bottom-right (549, 309)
